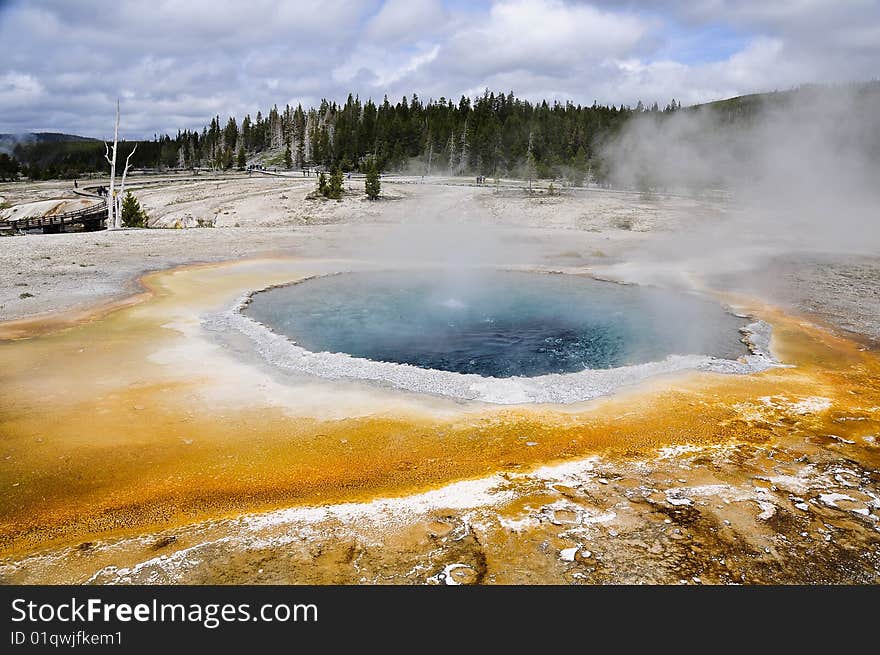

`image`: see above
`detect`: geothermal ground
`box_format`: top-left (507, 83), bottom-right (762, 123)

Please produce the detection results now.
top-left (1, 172), bottom-right (878, 584)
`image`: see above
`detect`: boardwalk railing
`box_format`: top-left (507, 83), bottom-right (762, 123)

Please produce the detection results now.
top-left (0, 199), bottom-right (107, 232)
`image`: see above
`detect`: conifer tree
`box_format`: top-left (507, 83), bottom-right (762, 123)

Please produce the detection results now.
top-left (327, 168), bottom-right (344, 199)
top-left (0, 153), bottom-right (19, 180)
top-left (365, 158), bottom-right (380, 200)
top-left (570, 145), bottom-right (587, 186)
top-left (120, 191), bottom-right (146, 227)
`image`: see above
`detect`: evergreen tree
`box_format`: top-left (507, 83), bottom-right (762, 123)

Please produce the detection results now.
top-left (570, 145), bottom-right (588, 186)
top-left (295, 138), bottom-right (305, 168)
top-left (284, 141), bottom-right (292, 169)
top-left (327, 168), bottom-right (344, 199)
top-left (120, 191), bottom-right (147, 227)
top-left (0, 153), bottom-right (19, 181)
top-left (365, 158), bottom-right (380, 200)
top-left (237, 146), bottom-right (246, 170)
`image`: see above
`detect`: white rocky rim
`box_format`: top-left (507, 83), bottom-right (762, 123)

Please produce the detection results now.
top-left (202, 272), bottom-right (783, 405)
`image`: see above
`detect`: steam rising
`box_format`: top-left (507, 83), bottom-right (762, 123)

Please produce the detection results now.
top-left (323, 83), bottom-right (879, 356)
top-left (604, 83), bottom-right (880, 255)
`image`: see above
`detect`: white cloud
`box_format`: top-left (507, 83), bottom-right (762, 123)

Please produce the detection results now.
top-left (0, 73), bottom-right (45, 108)
top-left (599, 37), bottom-right (794, 106)
top-left (334, 43), bottom-right (441, 90)
top-left (0, 0), bottom-right (878, 137)
top-left (443, 0), bottom-right (652, 76)
top-left (364, 0), bottom-right (447, 43)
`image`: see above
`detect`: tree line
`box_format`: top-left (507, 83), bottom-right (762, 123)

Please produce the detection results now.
top-left (179, 92), bottom-right (681, 183)
top-left (5, 91), bottom-right (684, 182)
top-left (8, 137), bottom-right (179, 180)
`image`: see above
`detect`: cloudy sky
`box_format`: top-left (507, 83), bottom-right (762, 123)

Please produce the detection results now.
top-left (1, 0), bottom-right (878, 139)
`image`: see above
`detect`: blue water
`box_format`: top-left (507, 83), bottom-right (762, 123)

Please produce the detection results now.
top-left (244, 271), bottom-right (749, 378)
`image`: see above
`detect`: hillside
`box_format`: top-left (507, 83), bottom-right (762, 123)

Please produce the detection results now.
top-left (692, 80), bottom-right (880, 122)
top-left (0, 132), bottom-right (99, 154)
top-left (8, 136), bottom-right (179, 180)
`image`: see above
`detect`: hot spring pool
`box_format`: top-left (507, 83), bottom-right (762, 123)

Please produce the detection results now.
top-left (243, 270), bottom-right (750, 378)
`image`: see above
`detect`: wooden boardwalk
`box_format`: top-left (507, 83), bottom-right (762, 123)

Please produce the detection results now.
top-left (0, 199), bottom-right (107, 234)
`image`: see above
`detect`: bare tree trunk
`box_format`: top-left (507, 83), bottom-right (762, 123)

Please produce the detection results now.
top-left (459, 118), bottom-right (469, 175)
top-left (526, 129), bottom-right (535, 192)
top-left (426, 132), bottom-right (433, 177)
top-left (104, 99), bottom-right (120, 229)
top-left (116, 143), bottom-right (138, 226)
top-left (447, 130), bottom-right (456, 176)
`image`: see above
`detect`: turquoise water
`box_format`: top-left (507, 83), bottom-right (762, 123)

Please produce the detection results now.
top-left (244, 271), bottom-right (748, 378)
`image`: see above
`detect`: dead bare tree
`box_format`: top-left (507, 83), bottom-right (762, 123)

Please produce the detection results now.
top-left (104, 99), bottom-right (120, 228)
top-left (116, 143), bottom-right (138, 226)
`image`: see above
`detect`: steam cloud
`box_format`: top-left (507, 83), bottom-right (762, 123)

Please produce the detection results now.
top-left (603, 82), bottom-right (880, 255)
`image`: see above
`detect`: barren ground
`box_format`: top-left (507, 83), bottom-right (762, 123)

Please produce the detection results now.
top-left (0, 172), bottom-right (877, 584)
